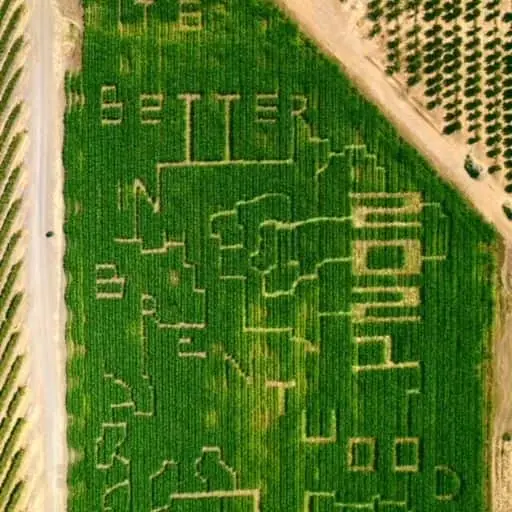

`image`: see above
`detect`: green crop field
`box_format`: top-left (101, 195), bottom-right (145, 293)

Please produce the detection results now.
top-left (65, 1), bottom-right (498, 510)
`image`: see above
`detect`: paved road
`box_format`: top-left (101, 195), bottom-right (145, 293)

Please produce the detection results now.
top-left (25, 0), bottom-right (67, 510)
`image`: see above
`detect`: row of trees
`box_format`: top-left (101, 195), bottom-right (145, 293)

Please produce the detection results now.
top-left (364, 0), bottom-right (512, 179)
top-left (502, 13), bottom-right (512, 177)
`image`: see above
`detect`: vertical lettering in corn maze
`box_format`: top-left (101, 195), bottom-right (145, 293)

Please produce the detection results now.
top-left (64, 0), bottom-right (497, 510)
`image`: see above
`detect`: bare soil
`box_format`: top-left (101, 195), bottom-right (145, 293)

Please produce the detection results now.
top-left (494, 248), bottom-right (512, 511)
top-left (24, 0), bottom-right (82, 510)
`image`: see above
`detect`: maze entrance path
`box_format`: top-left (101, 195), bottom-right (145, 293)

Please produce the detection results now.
top-left (64, 0), bottom-right (497, 510)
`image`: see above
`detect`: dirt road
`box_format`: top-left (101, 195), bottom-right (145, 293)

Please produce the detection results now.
top-left (276, 0), bottom-right (512, 242)
top-left (494, 248), bottom-right (512, 510)
top-left (25, 0), bottom-right (67, 510)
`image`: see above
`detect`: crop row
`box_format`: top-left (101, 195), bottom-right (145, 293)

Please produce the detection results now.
top-left (0, 0), bottom-right (28, 509)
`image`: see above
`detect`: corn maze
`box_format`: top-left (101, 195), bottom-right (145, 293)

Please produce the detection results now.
top-left (65, 0), bottom-right (498, 510)
top-left (0, 0), bottom-right (29, 509)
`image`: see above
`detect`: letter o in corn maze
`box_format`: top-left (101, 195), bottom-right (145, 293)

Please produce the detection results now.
top-left (64, 1), bottom-right (498, 510)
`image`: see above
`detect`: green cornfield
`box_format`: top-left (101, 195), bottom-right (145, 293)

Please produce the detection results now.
top-left (65, 0), bottom-right (498, 510)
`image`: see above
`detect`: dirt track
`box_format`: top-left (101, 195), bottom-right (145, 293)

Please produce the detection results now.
top-left (495, 248), bottom-right (512, 510)
top-left (25, 0), bottom-right (67, 510)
